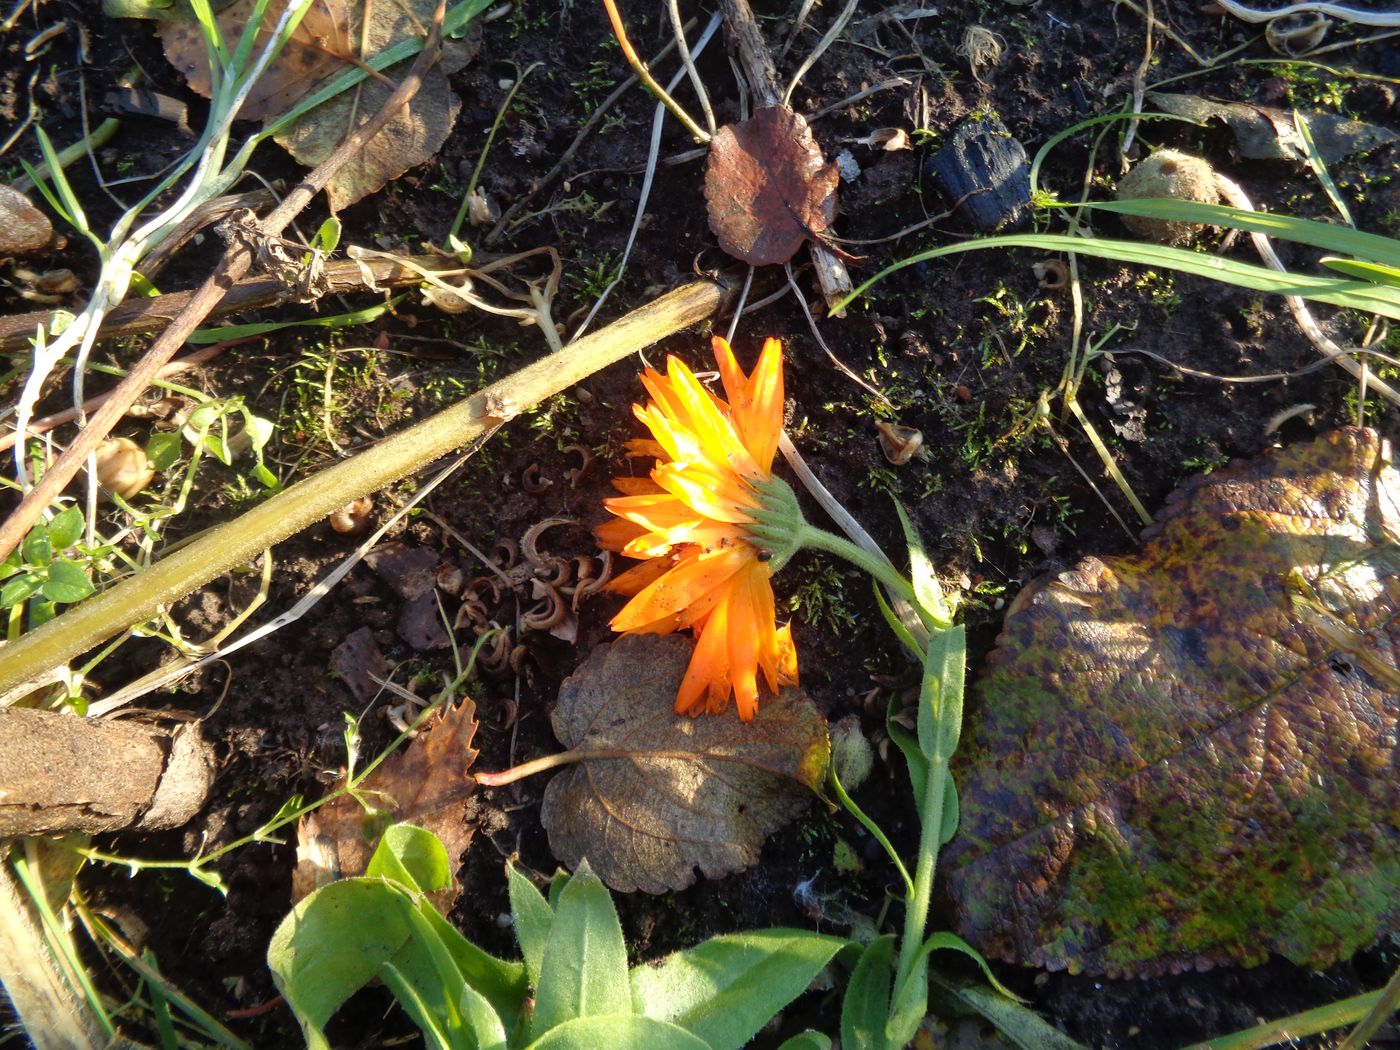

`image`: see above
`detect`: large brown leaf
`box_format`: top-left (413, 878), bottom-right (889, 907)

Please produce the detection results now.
top-left (944, 428), bottom-right (1400, 977)
top-left (541, 634), bottom-right (830, 894)
top-left (705, 105), bottom-right (840, 266)
top-left (293, 698), bottom-right (479, 911)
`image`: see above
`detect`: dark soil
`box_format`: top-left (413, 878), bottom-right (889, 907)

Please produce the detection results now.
top-left (2, 0), bottom-right (1399, 1047)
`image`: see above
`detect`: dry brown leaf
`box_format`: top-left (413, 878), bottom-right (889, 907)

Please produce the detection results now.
top-left (292, 698), bottom-right (479, 911)
top-left (705, 104), bottom-right (840, 266)
top-left (271, 0), bottom-right (473, 211)
top-left (540, 634), bottom-right (830, 894)
top-left (158, 0), bottom-right (351, 124)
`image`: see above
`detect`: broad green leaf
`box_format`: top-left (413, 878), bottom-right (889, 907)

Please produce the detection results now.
top-left (1, 573), bottom-right (45, 608)
top-left (531, 863), bottom-right (632, 1039)
top-left (267, 878), bottom-right (418, 1050)
top-left (929, 973), bottom-right (1087, 1050)
top-left (1321, 257), bottom-right (1400, 288)
top-left (366, 824), bottom-right (452, 893)
top-left (41, 561), bottom-right (96, 604)
top-left (524, 1014), bottom-right (712, 1050)
top-left (45, 507), bottom-right (84, 550)
top-left (457, 980), bottom-right (509, 1050)
top-left (146, 432), bottom-right (182, 472)
top-left (312, 216), bottom-right (342, 253)
top-left (775, 1033), bottom-right (832, 1050)
top-left (28, 599), bottom-right (57, 628)
top-left (378, 962), bottom-right (456, 1050)
top-left (944, 429), bottom-right (1400, 976)
top-left (915, 626), bottom-right (964, 765)
top-left (508, 862), bottom-right (554, 988)
top-left (631, 929), bottom-right (848, 1050)
top-left (22, 525), bottom-right (51, 567)
top-left (840, 935), bottom-right (895, 1050)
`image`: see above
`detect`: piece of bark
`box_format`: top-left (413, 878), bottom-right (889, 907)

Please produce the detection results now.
top-left (0, 708), bottom-right (214, 835)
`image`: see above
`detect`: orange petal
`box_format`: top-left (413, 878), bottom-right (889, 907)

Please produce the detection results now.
top-left (775, 622), bottom-right (799, 687)
top-left (653, 463), bottom-right (758, 524)
top-left (664, 356), bottom-right (760, 481)
top-left (676, 594), bottom-right (731, 716)
top-left (606, 558), bottom-right (674, 599)
top-left (737, 337), bottom-right (784, 476)
top-left (609, 546), bottom-right (747, 631)
top-left (595, 517), bottom-right (647, 552)
top-left (712, 335), bottom-right (751, 415)
top-left (727, 564), bottom-right (761, 721)
top-left (611, 476), bottom-right (665, 496)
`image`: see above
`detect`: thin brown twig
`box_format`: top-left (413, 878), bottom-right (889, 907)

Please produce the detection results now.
top-left (0, 0), bottom-right (448, 564)
top-left (601, 0), bottom-right (710, 143)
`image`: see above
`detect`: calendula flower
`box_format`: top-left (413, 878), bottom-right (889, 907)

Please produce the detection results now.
top-left (597, 336), bottom-right (802, 721)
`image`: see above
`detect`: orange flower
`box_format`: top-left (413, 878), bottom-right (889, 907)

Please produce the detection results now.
top-left (597, 336), bottom-right (799, 720)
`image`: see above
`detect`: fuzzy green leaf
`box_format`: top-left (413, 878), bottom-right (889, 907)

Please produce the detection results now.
top-left (531, 862), bottom-right (632, 1039)
top-left (523, 1014), bottom-right (711, 1050)
top-left (631, 928), bottom-right (847, 1050)
top-left (508, 862), bottom-right (554, 989)
top-left (840, 935), bottom-right (895, 1050)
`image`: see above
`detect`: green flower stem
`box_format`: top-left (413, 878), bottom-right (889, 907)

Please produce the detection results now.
top-left (793, 525), bottom-right (921, 611)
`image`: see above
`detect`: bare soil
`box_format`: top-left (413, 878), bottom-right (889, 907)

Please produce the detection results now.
top-left (2, 0), bottom-right (1398, 1047)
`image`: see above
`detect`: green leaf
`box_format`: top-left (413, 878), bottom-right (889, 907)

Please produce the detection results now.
top-left (366, 824), bottom-right (452, 893)
top-left (939, 774), bottom-right (959, 847)
top-left (837, 233), bottom-right (1400, 321)
top-left (886, 701), bottom-right (926, 810)
top-left (312, 216), bottom-right (342, 253)
top-left (916, 626), bottom-right (965, 765)
top-left (41, 561), bottom-right (96, 604)
top-left (45, 507), bottom-right (84, 550)
top-left (882, 958), bottom-right (926, 1049)
top-left (929, 973), bottom-right (1086, 1050)
top-left (457, 980), bottom-right (509, 1050)
top-left (378, 961), bottom-right (456, 1050)
top-left (1320, 257), bottom-right (1400, 288)
top-left (241, 412), bottom-right (276, 455)
top-left (22, 525), bottom-right (51, 567)
top-left (840, 935), bottom-right (895, 1050)
top-left (1, 573), bottom-right (45, 608)
top-left (775, 1033), bottom-right (832, 1050)
top-left (893, 500), bottom-right (951, 627)
top-left (28, 599), bottom-right (57, 628)
top-left (523, 1014), bottom-right (712, 1050)
top-left (896, 933), bottom-right (1021, 1005)
top-left (267, 878), bottom-right (419, 1050)
top-left (146, 432), bottom-right (182, 472)
top-left (631, 928), bottom-right (848, 1050)
top-left (508, 862), bottom-right (554, 988)
top-left (532, 862), bottom-right (632, 1039)
top-left (1081, 198), bottom-right (1400, 269)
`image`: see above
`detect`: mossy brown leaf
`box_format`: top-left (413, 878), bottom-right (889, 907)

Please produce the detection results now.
top-left (541, 634), bottom-right (830, 894)
top-left (705, 105), bottom-right (840, 266)
top-left (292, 698), bottom-right (479, 912)
top-left (944, 428), bottom-right (1400, 977)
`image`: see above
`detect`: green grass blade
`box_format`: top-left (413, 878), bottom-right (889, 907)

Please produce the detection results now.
top-left (836, 233), bottom-right (1400, 321)
top-left (1079, 199), bottom-right (1400, 269)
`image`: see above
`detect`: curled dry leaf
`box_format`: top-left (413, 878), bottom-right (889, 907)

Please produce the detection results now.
top-left (705, 104), bottom-right (840, 266)
top-left (1146, 91), bottom-right (1398, 164)
top-left (943, 428), bottom-right (1400, 977)
top-left (540, 634), bottom-right (830, 894)
top-left (293, 698), bottom-right (480, 912)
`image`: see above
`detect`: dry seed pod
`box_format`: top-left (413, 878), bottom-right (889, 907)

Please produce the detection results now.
top-left (328, 496), bottom-right (374, 535)
top-left (875, 421), bottom-right (924, 465)
top-left (1115, 150), bottom-right (1219, 246)
top-left (93, 437), bottom-right (155, 500)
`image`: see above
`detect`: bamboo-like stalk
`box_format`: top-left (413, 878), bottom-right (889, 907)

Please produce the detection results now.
top-left (0, 281), bottom-right (725, 698)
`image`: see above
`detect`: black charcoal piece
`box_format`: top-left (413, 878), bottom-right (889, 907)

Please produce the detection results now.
top-left (925, 116), bottom-right (1031, 232)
